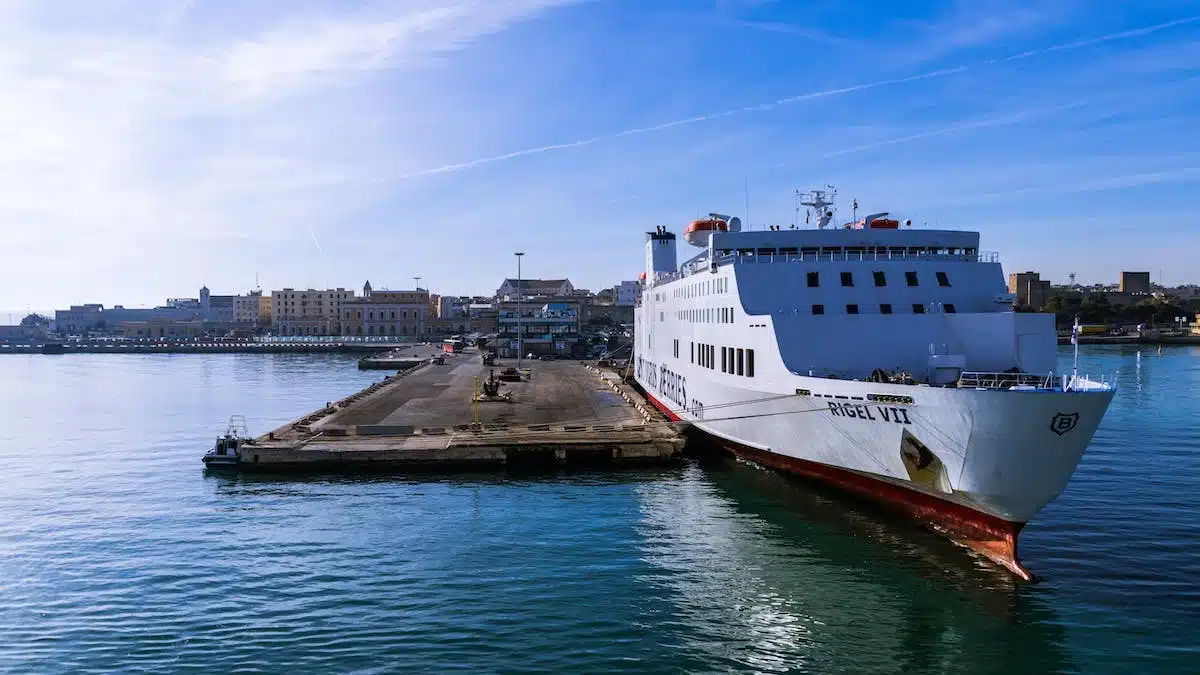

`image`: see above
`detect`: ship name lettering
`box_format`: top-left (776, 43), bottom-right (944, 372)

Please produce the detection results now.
top-left (827, 401), bottom-right (911, 425)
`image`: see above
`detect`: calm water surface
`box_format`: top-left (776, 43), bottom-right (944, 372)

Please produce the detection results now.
top-left (0, 348), bottom-right (1197, 673)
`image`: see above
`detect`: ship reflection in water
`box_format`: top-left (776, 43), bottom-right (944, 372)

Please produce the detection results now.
top-left (632, 452), bottom-right (1071, 674)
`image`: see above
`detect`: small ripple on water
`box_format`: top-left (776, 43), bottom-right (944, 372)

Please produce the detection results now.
top-left (2, 350), bottom-right (1199, 672)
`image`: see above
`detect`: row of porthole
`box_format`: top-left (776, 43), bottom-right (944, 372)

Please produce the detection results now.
top-left (810, 303), bottom-right (955, 315)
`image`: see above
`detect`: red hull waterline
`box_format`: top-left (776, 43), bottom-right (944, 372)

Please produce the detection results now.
top-left (641, 390), bottom-right (1034, 581)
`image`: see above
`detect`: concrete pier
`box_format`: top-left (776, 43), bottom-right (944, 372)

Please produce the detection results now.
top-left (234, 349), bottom-right (683, 470)
top-left (356, 344), bottom-right (440, 370)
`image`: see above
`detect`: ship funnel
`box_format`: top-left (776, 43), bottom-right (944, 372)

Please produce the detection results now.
top-left (645, 227), bottom-right (677, 281)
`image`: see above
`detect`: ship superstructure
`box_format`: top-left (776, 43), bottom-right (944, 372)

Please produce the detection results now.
top-left (633, 187), bottom-right (1115, 580)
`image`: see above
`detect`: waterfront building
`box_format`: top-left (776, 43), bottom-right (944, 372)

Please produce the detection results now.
top-left (340, 282), bottom-right (429, 337)
top-left (121, 319), bottom-right (205, 338)
top-left (1008, 271), bottom-right (1052, 310)
top-left (54, 304), bottom-right (106, 334)
top-left (437, 295), bottom-right (470, 319)
top-left (54, 286), bottom-right (236, 335)
top-left (495, 278), bottom-right (574, 300)
top-left (233, 290), bottom-right (272, 328)
top-left (497, 301), bottom-right (581, 356)
top-left (271, 288), bottom-right (354, 336)
top-left (1120, 271), bottom-right (1152, 294)
top-left (615, 280), bottom-right (639, 306)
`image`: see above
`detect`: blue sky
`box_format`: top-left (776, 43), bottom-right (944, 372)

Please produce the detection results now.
top-left (1, 0), bottom-right (1198, 312)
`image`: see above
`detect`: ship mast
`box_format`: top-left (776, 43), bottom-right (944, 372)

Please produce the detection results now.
top-left (797, 186), bottom-right (838, 229)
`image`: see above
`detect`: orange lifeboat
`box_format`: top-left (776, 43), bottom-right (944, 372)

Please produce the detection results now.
top-left (684, 218), bottom-right (728, 247)
top-left (638, 271), bottom-right (647, 281)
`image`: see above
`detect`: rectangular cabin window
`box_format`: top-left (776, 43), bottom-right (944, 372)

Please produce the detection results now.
top-left (846, 304), bottom-right (859, 315)
top-left (812, 304), bottom-right (825, 315)
top-left (737, 348), bottom-right (744, 376)
top-left (807, 272), bottom-right (819, 287)
top-left (779, 247), bottom-right (799, 256)
top-left (691, 342), bottom-right (694, 363)
top-left (757, 248), bottom-right (776, 256)
top-left (873, 271), bottom-right (886, 287)
top-left (905, 271), bottom-right (919, 287)
top-left (944, 303), bottom-right (957, 313)
top-left (840, 272), bottom-right (854, 287)
top-left (880, 303), bottom-right (893, 314)
top-left (912, 304), bottom-right (926, 314)
top-left (936, 271), bottom-right (951, 287)
top-left (746, 350), bottom-right (754, 377)
top-left (721, 347), bottom-right (728, 373)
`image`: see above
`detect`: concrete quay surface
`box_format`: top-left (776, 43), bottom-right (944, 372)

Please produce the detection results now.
top-left (239, 348), bottom-right (683, 470)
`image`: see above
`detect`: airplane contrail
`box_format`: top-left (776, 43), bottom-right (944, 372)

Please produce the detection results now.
top-left (386, 15), bottom-right (1199, 181)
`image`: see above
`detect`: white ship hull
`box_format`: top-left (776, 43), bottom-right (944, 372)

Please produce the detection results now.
top-left (633, 353), bottom-right (1113, 578)
top-left (633, 214), bottom-right (1115, 579)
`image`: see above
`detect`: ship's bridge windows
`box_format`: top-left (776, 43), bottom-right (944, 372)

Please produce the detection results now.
top-left (757, 248), bottom-right (776, 256)
top-left (737, 248), bottom-right (754, 256)
top-left (905, 271), bottom-right (919, 286)
top-left (807, 272), bottom-right (819, 288)
top-left (944, 303), bottom-right (957, 313)
top-left (812, 304), bottom-right (825, 315)
top-left (846, 304), bottom-right (859, 315)
top-left (779, 247), bottom-right (799, 256)
top-left (801, 246), bottom-right (819, 256)
top-left (912, 304), bottom-right (926, 314)
top-left (936, 271), bottom-right (951, 287)
top-left (840, 272), bottom-right (854, 287)
top-left (873, 271), bottom-right (887, 287)
top-left (880, 303), bottom-right (893, 314)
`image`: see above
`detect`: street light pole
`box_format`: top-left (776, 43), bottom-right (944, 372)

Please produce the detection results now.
top-left (515, 252), bottom-right (524, 368)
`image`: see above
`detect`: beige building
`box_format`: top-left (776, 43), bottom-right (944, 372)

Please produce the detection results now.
top-left (341, 281), bottom-right (429, 337)
top-left (1008, 271), bottom-right (1052, 310)
top-left (121, 319), bottom-right (205, 338)
top-left (233, 290), bottom-right (272, 328)
top-left (1119, 271), bottom-right (1151, 294)
top-left (271, 288), bottom-right (354, 336)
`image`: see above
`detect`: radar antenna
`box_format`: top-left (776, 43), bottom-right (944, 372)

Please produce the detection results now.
top-left (797, 186), bottom-right (837, 229)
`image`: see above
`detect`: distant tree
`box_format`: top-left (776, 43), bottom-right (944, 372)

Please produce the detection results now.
top-left (20, 313), bottom-right (50, 328)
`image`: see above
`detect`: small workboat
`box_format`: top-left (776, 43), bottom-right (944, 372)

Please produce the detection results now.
top-left (202, 415), bottom-right (250, 468)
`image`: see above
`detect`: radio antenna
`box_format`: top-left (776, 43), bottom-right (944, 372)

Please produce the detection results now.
top-left (744, 176), bottom-right (751, 231)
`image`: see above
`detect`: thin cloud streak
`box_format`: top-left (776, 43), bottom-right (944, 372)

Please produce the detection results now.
top-left (820, 101), bottom-right (1090, 159)
top-left (391, 16), bottom-right (1198, 182)
top-left (385, 67), bottom-right (970, 181)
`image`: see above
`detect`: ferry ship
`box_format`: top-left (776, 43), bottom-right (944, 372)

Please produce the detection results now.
top-left (633, 188), bottom-right (1115, 580)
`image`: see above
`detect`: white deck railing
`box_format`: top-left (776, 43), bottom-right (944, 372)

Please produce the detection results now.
top-left (957, 371), bottom-right (1056, 390)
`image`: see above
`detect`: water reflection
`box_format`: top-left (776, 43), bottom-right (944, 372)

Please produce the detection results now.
top-left (634, 455), bottom-right (1072, 674)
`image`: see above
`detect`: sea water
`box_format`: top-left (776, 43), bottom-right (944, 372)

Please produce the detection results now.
top-left (0, 347), bottom-right (1196, 673)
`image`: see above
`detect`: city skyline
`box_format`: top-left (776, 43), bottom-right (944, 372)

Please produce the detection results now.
top-left (2, 1), bottom-right (1199, 311)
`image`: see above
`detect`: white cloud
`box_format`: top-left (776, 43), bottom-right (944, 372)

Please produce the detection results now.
top-left (0, 0), bottom-right (577, 307)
